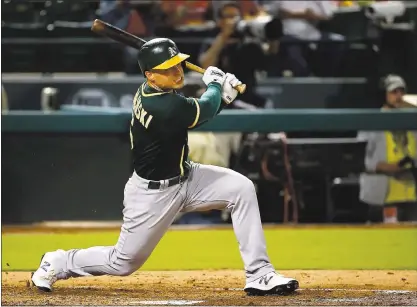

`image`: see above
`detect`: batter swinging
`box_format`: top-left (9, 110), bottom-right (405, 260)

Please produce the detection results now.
top-left (31, 38), bottom-right (299, 296)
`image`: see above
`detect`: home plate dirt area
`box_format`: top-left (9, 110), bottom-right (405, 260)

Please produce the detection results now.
top-left (2, 270), bottom-right (417, 306)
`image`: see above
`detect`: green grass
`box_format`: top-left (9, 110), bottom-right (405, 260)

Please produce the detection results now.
top-left (2, 228), bottom-right (417, 271)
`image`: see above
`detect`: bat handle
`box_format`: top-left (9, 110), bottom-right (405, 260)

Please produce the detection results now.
top-left (185, 62), bottom-right (246, 94)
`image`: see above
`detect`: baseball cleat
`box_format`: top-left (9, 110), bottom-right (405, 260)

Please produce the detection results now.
top-left (244, 272), bottom-right (299, 296)
top-left (31, 249), bottom-right (66, 292)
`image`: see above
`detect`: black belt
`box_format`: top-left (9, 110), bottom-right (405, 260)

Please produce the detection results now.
top-left (148, 174), bottom-right (189, 190)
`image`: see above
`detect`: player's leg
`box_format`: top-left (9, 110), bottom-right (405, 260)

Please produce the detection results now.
top-left (31, 172), bottom-right (186, 291)
top-left (181, 163), bottom-right (298, 296)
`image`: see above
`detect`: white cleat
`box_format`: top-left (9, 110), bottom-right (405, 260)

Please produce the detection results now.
top-left (31, 249), bottom-right (66, 292)
top-left (244, 272), bottom-right (299, 296)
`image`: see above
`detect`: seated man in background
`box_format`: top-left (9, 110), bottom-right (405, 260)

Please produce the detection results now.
top-left (358, 74), bottom-right (417, 223)
top-left (277, 0), bottom-right (345, 77)
top-left (198, 1), bottom-right (279, 108)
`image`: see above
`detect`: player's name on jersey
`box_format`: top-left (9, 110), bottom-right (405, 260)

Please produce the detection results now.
top-left (132, 90), bottom-right (153, 129)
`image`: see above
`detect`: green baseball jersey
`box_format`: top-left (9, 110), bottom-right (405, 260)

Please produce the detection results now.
top-left (130, 82), bottom-right (221, 180)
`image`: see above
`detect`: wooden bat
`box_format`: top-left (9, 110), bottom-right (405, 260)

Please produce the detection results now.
top-left (91, 19), bottom-right (246, 94)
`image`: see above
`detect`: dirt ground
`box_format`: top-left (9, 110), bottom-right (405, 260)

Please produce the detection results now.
top-left (2, 270), bottom-right (417, 306)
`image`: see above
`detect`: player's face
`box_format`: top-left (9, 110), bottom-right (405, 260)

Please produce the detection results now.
top-left (148, 64), bottom-right (185, 90)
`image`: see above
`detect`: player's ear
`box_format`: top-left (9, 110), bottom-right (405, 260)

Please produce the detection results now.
top-left (145, 71), bottom-right (154, 82)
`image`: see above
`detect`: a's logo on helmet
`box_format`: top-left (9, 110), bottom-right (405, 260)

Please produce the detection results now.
top-left (168, 47), bottom-right (177, 58)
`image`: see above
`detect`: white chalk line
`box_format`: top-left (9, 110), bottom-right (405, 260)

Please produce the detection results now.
top-left (202, 287), bottom-right (414, 294)
top-left (72, 285), bottom-right (415, 294)
top-left (63, 287), bottom-right (417, 306)
top-left (129, 300), bottom-right (204, 306)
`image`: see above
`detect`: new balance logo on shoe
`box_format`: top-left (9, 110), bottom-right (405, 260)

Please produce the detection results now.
top-left (259, 275), bottom-right (273, 285)
top-left (40, 261), bottom-right (51, 272)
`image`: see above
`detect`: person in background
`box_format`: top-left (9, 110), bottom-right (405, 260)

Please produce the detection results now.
top-left (99, 0), bottom-right (162, 35)
top-left (358, 74), bottom-right (417, 223)
top-left (210, 0), bottom-right (265, 20)
top-left (2, 85), bottom-right (9, 111)
top-left (159, 0), bottom-right (210, 27)
top-left (276, 0), bottom-right (345, 77)
top-left (99, 0), bottom-right (162, 74)
top-left (198, 1), bottom-right (279, 108)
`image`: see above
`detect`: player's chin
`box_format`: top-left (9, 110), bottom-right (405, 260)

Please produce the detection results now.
top-left (172, 78), bottom-right (185, 89)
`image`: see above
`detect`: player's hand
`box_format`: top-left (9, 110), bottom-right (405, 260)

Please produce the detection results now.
top-left (202, 66), bottom-right (226, 87)
top-left (221, 73), bottom-right (242, 104)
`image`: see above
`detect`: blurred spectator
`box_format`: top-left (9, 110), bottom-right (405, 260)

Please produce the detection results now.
top-left (335, 1), bottom-right (375, 7)
top-left (99, 0), bottom-right (164, 74)
top-left (2, 85), bottom-right (9, 112)
top-left (99, 0), bottom-right (134, 32)
top-left (188, 132), bottom-right (227, 167)
top-left (358, 74), bottom-right (417, 223)
top-left (276, 1), bottom-right (345, 77)
top-left (159, 0), bottom-right (211, 27)
top-left (198, 1), bottom-right (279, 108)
top-left (211, 0), bottom-right (265, 20)
top-left (99, 0), bottom-right (164, 35)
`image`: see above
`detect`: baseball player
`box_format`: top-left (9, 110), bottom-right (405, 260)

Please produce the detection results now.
top-left (31, 38), bottom-right (299, 296)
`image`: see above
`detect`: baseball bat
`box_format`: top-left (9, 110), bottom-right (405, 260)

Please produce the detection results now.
top-left (91, 19), bottom-right (246, 94)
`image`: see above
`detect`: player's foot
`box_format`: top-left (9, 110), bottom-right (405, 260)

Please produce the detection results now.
top-left (31, 249), bottom-right (66, 292)
top-left (244, 272), bottom-right (299, 296)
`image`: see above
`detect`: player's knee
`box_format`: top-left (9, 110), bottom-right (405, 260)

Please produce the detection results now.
top-left (233, 172), bottom-right (256, 196)
top-left (116, 263), bottom-right (139, 276)
top-left (113, 247), bottom-right (150, 276)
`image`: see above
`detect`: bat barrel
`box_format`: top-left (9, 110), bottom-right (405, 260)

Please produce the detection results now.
top-left (91, 19), bottom-right (146, 50)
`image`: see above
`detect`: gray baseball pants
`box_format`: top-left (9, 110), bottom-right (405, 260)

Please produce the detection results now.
top-left (61, 163), bottom-right (275, 283)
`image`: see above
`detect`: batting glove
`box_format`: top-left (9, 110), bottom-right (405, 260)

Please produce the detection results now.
top-left (202, 66), bottom-right (226, 87)
top-left (221, 73), bottom-right (242, 104)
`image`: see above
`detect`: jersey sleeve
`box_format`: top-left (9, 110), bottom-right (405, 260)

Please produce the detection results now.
top-left (169, 84), bottom-right (222, 129)
top-left (168, 95), bottom-right (201, 129)
top-left (184, 97), bottom-right (201, 129)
